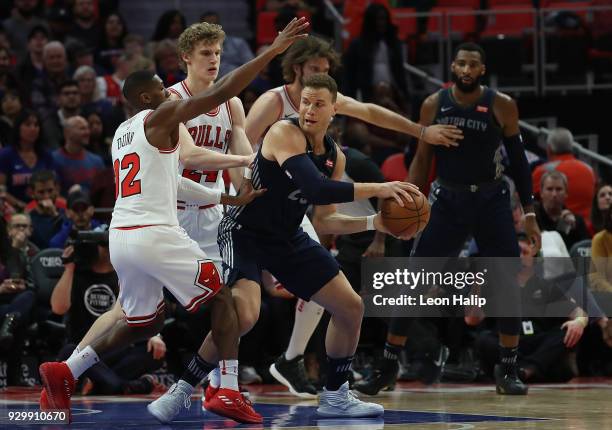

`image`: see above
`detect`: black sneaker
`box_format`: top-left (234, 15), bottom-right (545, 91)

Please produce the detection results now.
top-left (494, 364), bottom-right (528, 395)
top-left (353, 359), bottom-right (398, 396)
top-left (269, 354), bottom-right (317, 398)
top-left (416, 345), bottom-right (450, 385)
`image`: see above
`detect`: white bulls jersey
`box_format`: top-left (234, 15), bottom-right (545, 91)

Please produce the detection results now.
top-left (267, 84), bottom-right (299, 121)
top-left (168, 80), bottom-right (233, 207)
top-left (110, 109), bottom-right (180, 229)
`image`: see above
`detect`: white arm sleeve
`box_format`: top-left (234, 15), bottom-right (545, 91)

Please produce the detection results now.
top-left (177, 176), bottom-right (222, 205)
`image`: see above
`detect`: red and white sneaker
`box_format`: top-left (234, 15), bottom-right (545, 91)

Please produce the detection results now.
top-left (202, 383), bottom-right (219, 411)
top-left (39, 362), bottom-right (75, 421)
top-left (206, 388), bottom-right (262, 424)
top-left (39, 388), bottom-right (50, 409)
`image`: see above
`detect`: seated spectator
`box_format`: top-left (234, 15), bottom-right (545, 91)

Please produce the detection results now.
top-left (532, 128), bottom-right (597, 221)
top-left (154, 38), bottom-right (185, 86)
top-left (0, 89), bottom-right (24, 147)
top-left (123, 34), bottom-right (145, 57)
top-left (30, 41), bottom-right (69, 119)
top-left (49, 190), bottom-right (101, 249)
top-left (95, 12), bottom-right (127, 74)
top-left (151, 10), bottom-right (186, 45)
top-left (45, 4), bottom-right (70, 43)
top-left (76, 67), bottom-right (125, 136)
top-left (51, 227), bottom-right (164, 395)
top-left (590, 208), bottom-right (612, 293)
top-left (588, 183), bottom-right (612, 236)
top-left (16, 25), bottom-right (48, 91)
top-left (0, 110), bottom-right (56, 211)
top-left (42, 80), bottom-right (82, 150)
top-left (0, 185), bottom-right (16, 222)
top-left (342, 3), bottom-right (409, 103)
top-left (52, 116), bottom-right (104, 194)
top-left (0, 213), bottom-right (38, 384)
top-left (95, 52), bottom-right (131, 106)
top-left (0, 46), bottom-right (23, 101)
top-left (476, 233), bottom-right (588, 383)
top-left (86, 112), bottom-right (111, 166)
top-left (535, 170), bottom-right (590, 250)
top-left (2, 0), bottom-right (48, 59)
top-left (200, 11), bottom-right (254, 78)
top-left (65, 0), bottom-right (101, 50)
top-left (27, 169), bottom-right (65, 249)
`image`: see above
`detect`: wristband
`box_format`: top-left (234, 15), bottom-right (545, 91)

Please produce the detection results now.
top-left (244, 167), bottom-right (253, 180)
top-left (366, 214), bottom-right (376, 231)
top-left (523, 212), bottom-right (536, 219)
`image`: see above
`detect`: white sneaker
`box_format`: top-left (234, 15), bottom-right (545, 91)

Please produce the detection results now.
top-left (147, 381), bottom-right (192, 423)
top-left (317, 382), bottom-right (384, 418)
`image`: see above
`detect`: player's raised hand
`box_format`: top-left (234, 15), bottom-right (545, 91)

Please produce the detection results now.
top-left (376, 181), bottom-right (420, 207)
top-left (422, 124), bottom-right (463, 147)
top-left (269, 17), bottom-right (309, 55)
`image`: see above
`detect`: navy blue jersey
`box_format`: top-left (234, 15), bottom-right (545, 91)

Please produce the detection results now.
top-left (433, 87), bottom-right (504, 185)
top-left (223, 119), bottom-right (338, 238)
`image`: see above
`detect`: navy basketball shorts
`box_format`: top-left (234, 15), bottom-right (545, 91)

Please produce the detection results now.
top-left (218, 226), bottom-right (340, 301)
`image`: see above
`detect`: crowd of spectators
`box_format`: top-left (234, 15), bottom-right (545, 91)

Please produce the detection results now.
top-left (0, 0), bottom-right (611, 393)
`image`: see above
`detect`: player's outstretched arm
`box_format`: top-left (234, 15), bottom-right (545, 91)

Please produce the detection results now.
top-left (177, 123), bottom-right (252, 170)
top-left (336, 92), bottom-right (462, 147)
top-left (177, 174), bottom-right (264, 206)
top-left (150, 18), bottom-right (308, 132)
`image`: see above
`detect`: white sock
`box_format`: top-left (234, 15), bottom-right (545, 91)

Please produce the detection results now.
top-left (68, 346), bottom-right (81, 361)
top-left (65, 346), bottom-right (99, 379)
top-left (285, 299), bottom-right (324, 361)
top-left (219, 360), bottom-right (239, 391)
top-left (208, 367), bottom-right (220, 388)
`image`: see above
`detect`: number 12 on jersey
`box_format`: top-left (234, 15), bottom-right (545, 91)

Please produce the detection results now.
top-left (114, 153), bottom-right (142, 199)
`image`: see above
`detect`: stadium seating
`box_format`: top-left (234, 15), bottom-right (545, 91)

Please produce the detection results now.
top-left (426, 6), bottom-right (478, 38)
top-left (391, 8), bottom-right (418, 41)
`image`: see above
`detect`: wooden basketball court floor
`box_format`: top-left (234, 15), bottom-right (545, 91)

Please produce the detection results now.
top-left (1, 379), bottom-right (611, 429)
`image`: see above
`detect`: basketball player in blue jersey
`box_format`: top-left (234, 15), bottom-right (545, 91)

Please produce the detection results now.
top-left (184, 73), bottom-right (413, 418)
top-left (355, 42), bottom-right (542, 396)
top-left (245, 35), bottom-right (463, 397)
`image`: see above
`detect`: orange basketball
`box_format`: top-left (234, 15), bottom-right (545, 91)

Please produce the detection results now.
top-left (381, 189), bottom-right (430, 238)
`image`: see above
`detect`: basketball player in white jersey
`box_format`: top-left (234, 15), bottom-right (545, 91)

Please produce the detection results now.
top-left (37, 18), bottom-right (309, 423)
top-left (149, 21), bottom-right (260, 420)
top-left (244, 35), bottom-right (463, 397)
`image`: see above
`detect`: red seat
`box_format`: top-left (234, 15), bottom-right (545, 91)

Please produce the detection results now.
top-left (256, 0), bottom-right (266, 11)
top-left (482, 5), bottom-right (535, 37)
top-left (381, 153), bottom-right (408, 182)
top-left (427, 6), bottom-right (478, 37)
top-left (391, 8), bottom-right (418, 41)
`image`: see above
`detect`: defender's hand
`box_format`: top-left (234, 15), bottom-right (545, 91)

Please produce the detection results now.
top-left (221, 180), bottom-right (266, 206)
top-left (269, 17), bottom-right (309, 55)
top-left (525, 216), bottom-right (542, 254)
top-left (422, 124), bottom-right (463, 147)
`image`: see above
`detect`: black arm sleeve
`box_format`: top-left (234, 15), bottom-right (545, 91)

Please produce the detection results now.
top-left (503, 134), bottom-right (533, 207)
top-left (282, 154), bottom-right (355, 205)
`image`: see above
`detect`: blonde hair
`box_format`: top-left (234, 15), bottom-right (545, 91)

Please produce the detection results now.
top-left (177, 22), bottom-right (225, 70)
